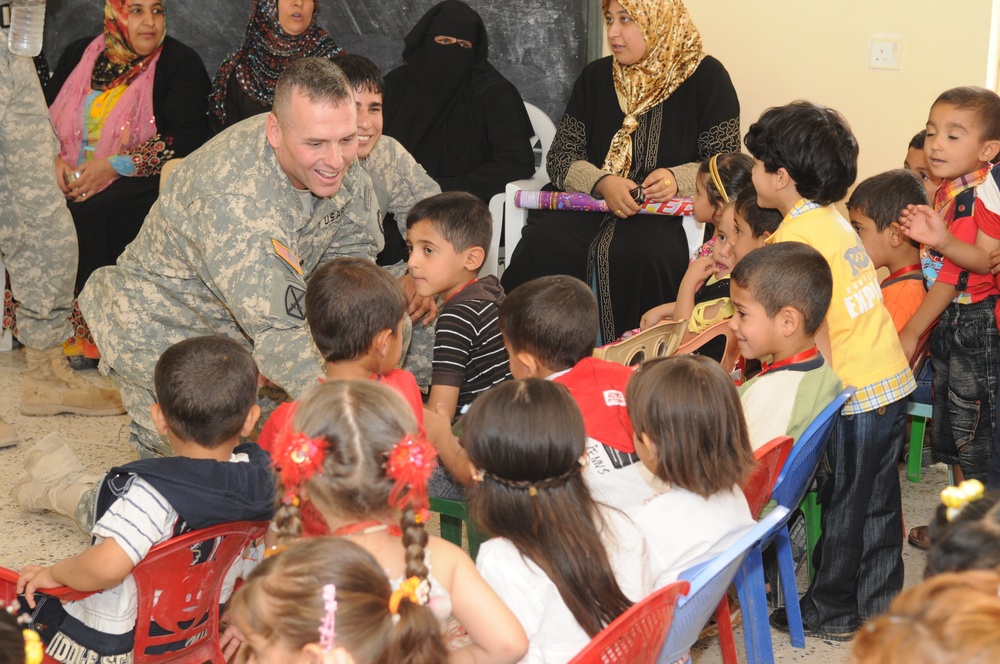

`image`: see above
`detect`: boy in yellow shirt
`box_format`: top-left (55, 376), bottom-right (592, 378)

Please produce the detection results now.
top-left (745, 101), bottom-right (915, 640)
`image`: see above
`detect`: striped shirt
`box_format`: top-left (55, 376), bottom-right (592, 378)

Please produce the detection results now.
top-left (432, 275), bottom-right (511, 416)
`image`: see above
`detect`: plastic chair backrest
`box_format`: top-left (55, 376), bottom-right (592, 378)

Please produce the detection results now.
top-left (674, 321), bottom-right (740, 374)
top-left (770, 387), bottom-right (856, 510)
top-left (130, 520), bottom-right (268, 662)
top-left (568, 580), bottom-right (690, 664)
top-left (593, 320), bottom-right (688, 366)
top-left (741, 436), bottom-right (794, 519)
top-left (524, 102), bottom-right (557, 180)
top-left (658, 507), bottom-right (790, 663)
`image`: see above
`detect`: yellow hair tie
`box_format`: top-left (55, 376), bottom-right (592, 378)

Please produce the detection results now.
top-left (24, 629), bottom-right (43, 664)
top-left (389, 576), bottom-right (430, 617)
top-left (941, 479), bottom-right (985, 521)
top-left (708, 153), bottom-right (729, 204)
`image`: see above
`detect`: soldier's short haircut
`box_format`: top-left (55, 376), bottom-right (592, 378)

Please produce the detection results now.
top-left (273, 58), bottom-right (354, 120)
top-left (306, 257), bottom-right (408, 362)
top-left (154, 336), bottom-right (258, 449)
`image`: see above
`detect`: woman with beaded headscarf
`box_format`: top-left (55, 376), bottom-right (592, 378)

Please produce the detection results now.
top-left (209, 0), bottom-right (341, 133)
top-left (502, 0), bottom-right (740, 344)
top-left (38, 0), bottom-right (210, 366)
top-left (383, 0), bottom-right (535, 204)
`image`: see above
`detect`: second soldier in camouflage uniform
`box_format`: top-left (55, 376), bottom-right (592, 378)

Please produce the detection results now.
top-left (0, 29), bottom-right (123, 448)
top-left (80, 58), bottom-right (381, 460)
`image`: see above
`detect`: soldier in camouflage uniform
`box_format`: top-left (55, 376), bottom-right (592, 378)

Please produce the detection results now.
top-left (79, 58), bottom-right (382, 459)
top-left (0, 32), bottom-right (124, 448)
top-left (338, 53), bottom-right (441, 389)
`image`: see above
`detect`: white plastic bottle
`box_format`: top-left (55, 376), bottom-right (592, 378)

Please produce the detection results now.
top-left (7, 0), bottom-right (46, 58)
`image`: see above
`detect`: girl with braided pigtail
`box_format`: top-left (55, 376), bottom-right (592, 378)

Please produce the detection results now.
top-left (464, 379), bottom-right (651, 660)
top-left (267, 380), bottom-right (526, 664)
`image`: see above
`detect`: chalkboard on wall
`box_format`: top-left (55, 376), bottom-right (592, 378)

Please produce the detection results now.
top-left (42, 0), bottom-right (593, 125)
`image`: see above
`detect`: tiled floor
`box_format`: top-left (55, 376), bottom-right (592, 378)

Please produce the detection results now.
top-left (0, 345), bottom-right (944, 662)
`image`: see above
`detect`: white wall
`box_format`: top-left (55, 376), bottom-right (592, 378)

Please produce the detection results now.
top-left (683, 0), bottom-right (996, 191)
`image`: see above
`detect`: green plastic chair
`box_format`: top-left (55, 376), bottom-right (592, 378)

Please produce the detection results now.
top-left (430, 496), bottom-right (489, 560)
top-left (906, 401), bottom-right (932, 483)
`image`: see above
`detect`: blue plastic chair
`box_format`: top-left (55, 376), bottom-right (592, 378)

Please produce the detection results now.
top-left (735, 387), bottom-right (856, 663)
top-left (657, 507), bottom-right (791, 664)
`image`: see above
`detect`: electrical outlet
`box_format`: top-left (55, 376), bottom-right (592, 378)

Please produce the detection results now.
top-left (870, 37), bottom-right (902, 70)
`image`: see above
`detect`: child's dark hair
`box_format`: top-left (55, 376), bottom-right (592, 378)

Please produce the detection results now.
top-left (273, 381), bottom-right (431, 587)
top-left (627, 356), bottom-right (754, 497)
top-left (405, 192), bottom-right (492, 266)
top-left (306, 257), bottom-right (407, 363)
top-left (909, 130), bottom-right (927, 150)
top-left (730, 242), bottom-right (832, 336)
top-left (851, 568), bottom-right (1000, 664)
top-left (697, 152), bottom-right (754, 208)
top-left (499, 276), bottom-right (597, 371)
top-left (925, 491), bottom-right (1000, 578)
top-left (0, 609), bottom-right (27, 664)
top-left (334, 53), bottom-right (385, 95)
top-left (733, 186), bottom-right (784, 239)
top-left (463, 379), bottom-right (633, 637)
top-left (153, 335), bottom-right (258, 448)
top-left (230, 537), bottom-right (447, 664)
top-left (934, 86), bottom-right (1000, 141)
top-left (847, 169), bottom-right (928, 231)
top-left (744, 101), bottom-right (858, 205)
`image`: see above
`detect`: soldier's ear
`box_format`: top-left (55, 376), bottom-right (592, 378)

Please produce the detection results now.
top-left (265, 112), bottom-right (281, 149)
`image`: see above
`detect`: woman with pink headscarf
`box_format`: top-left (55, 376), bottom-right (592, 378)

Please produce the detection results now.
top-left (44, 0), bottom-right (210, 363)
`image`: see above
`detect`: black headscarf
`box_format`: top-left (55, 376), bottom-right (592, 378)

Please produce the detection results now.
top-left (383, 1), bottom-right (490, 173)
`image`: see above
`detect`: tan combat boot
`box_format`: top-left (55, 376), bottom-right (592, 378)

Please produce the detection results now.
top-left (12, 433), bottom-right (101, 521)
top-left (0, 416), bottom-right (18, 448)
top-left (21, 346), bottom-right (125, 416)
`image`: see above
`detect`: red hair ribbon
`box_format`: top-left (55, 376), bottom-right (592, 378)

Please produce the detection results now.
top-left (272, 409), bottom-right (329, 506)
top-left (385, 434), bottom-right (438, 521)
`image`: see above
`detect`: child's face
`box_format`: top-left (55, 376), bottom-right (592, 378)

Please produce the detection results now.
top-left (716, 205), bottom-right (765, 266)
top-left (710, 227), bottom-right (734, 276)
top-left (728, 281), bottom-right (785, 361)
top-left (355, 87), bottom-right (383, 159)
top-left (750, 158), bottom-right (783, 211)
top-left (692, 174), bottom-right (720, 225)
top-left (406, 219), bottom-right (476, 300)
top-left (904, 145), bottom-right (941, 201)
top-left (924, 103), bottom-right (1000, 181)
top-left (848, 210), bottom-right (890, 270)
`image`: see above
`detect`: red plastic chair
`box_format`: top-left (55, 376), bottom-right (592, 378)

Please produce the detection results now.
top-left (567, 581), bottom-right (689, 664)
top-left (740, 436), bottom-right (794, 519)
top-left (1, 520), bottom-right (268, 663)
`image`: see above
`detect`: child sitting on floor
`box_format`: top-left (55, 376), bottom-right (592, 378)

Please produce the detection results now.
top-left (257, 257), bottom-right (469, 534)
top-left (13, 336), bottom-right (275, 662)
top-left (729, 242), bottom-right (842, 450)
top-left (626, 355), bottom-right (756, 587)
top-left (640, 152), bottom-right (753, 336)
top-left (229, 537), bottom-right (447, 664)
top-left (847, 169), bottom-right (928, 333)
top-left (464, 379), bottom-right (649, 661)
top-left (500, 275), bottom-right (664, 509)
top-left (269, 380), bottom-right (527, 663)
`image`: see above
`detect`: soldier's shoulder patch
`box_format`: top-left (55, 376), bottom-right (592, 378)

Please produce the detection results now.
top-left (272, 239), bottom-right (302, 275)
top-left (285, 285), bottom-right (306, 320)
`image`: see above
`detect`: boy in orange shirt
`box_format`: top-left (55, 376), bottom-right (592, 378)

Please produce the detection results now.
top-left (847, 169), bottom-right (928, 333)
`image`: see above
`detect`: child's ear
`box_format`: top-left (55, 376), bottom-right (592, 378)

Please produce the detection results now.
top-left (464, 246), bottom-right (486, 272)
top-left (636, 432), bottom-right (658, 462)
top-left (150, 403), bottom-right (169, 435)
top-left (980, 139), bottom-right (1000, 164)
top-left (774, 167), bottom-right (793, 191)
top-left (887, 222), bottom-right (906, 248)
top-left (515, 350), bottom-right (542, 377)
top-left (759, 230), bottom-right (772, 244)
top-left (373, 327), bottom-right (394, 357)
top-left (779, 306), bottom-right (802, 337)
top-left (241, 404), bottom-right (262, 437)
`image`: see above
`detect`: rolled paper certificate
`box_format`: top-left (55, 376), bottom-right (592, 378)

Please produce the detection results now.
top-left (514, 190), bottom-right (694, 216)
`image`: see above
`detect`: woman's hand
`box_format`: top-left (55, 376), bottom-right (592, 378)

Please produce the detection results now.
top-left (54, 156), bottom-right (74, 195)
top-left (66, 158), bottom-right (118, 202)
top-left (594, 175), bottom-right (641, 218)
top-left (641, 168), bottom-right (678, 203)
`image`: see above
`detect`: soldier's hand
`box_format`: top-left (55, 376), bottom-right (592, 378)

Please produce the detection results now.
top-left (68, 158), bottom-right (117, 202)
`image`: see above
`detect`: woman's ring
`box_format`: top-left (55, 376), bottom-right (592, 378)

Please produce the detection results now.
top-left (80, 192), bottom-right (86, 198)
top-left (615, 209), bottom-right (622, 216)
top-left (663, 179), bottom-right (671, 187)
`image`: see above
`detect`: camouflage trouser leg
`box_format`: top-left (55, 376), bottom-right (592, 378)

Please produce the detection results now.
top-left (0, 37), bottom-right (77, 350)
top-left (104, 366), bottom-right (171, 458)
